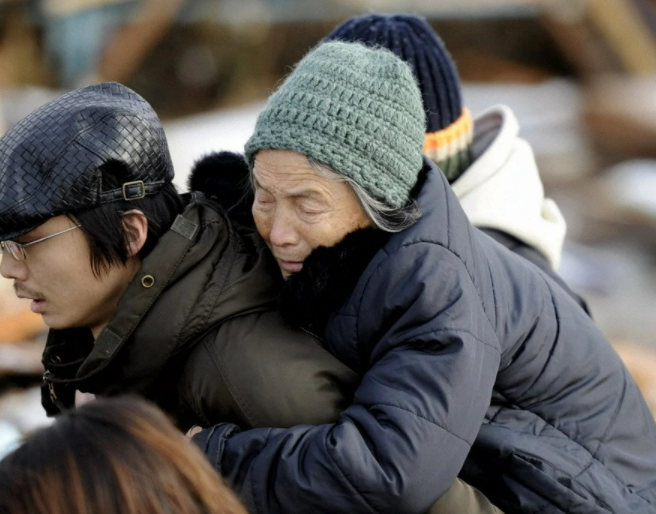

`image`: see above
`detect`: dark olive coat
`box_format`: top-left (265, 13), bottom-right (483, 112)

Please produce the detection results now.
top-left (41, 194), bottom-right (358, 431)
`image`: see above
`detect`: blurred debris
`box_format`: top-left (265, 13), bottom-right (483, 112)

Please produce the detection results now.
top-left (543, 8), bottom-right (623, 76)
top-left (543, 0), bottom-right (656, 76)
top-left (559, 242), bottom-right (615, 294)
top-left (0, 387), bottom-right (51, 435)
top-left (332, 0), bottom-right (542, 18)
top-left (563, 241), bottom-right (656, 350)
top-left (165, 80), bottom-right (596, 189)
top-left (584, 76), bottom-right (656, 166)
top-left (165, 102), bottom-right (262, 186)
top-left (0, 279), bottom-right (46, 343)
top-left (0, 311), bottom-right (46, 345)
top-left (614, 342), bottom-right (656, 415)
top-left (0, 1), bottom-right (48, 88)
top-left (0, 340), bottom-right (45, 377)
top-left (41, 0), bottom-right (134, 16)
top-left (550, 160), bottom-right (656, 252)
top-left (0, 87), bottom-right (60, 133)
top-left (602, 160), bottom-right (656, 221)
top-left (463, 80), bottom-right (596, 182)
top-left (39, 0), bottom-right (139, 88)
top-left (586, 0), bottom-right (656, 75)
top-left (98, 0), bottom-right (187, 85)
top-left (0, 276), bottom-right (47, 457)
top-left (0, 421), bottom-right (21, 460)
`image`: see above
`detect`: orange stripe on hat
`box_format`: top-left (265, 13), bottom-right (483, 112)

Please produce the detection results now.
top-left (423, 108), bottom-right (473, 162)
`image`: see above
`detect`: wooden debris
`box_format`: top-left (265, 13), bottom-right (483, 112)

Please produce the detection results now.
top-left (614, 342), bottom-right (656, 415)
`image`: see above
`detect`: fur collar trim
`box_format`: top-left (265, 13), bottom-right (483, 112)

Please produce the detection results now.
top-left (188, 151), bottom-right (254, 227)
top-left (279, 228), bottom-right (390, 336)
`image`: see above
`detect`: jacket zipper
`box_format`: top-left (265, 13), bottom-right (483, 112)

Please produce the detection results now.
top-left (43, 370), bottom-right (70, 412)
top-left (300, 326), bottom-right (325, 344)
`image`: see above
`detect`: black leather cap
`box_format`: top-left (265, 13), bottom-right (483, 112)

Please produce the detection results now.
top-left (0, 82), bottom-right (174, 240)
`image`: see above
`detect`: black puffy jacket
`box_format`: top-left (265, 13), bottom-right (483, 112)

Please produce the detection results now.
top-left (194, 160), bottom-right (656, 514)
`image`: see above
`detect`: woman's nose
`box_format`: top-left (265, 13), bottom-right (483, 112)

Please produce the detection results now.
top-left (268, 211), bottom-right (300, 248)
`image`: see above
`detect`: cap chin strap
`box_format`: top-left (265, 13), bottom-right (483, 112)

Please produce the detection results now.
top-left (99, 179), bottom-right (169, 203)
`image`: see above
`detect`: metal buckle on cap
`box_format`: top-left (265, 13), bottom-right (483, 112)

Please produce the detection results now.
top-left (122, 180), bottom-right (146, 201)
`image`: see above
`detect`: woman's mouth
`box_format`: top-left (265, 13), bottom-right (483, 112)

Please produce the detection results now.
top-left (278, 260), bottom-right (304, 274)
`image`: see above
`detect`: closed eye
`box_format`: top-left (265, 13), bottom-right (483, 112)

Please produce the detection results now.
top-left (254, 190), bottom-right (275, 208)
top-left (299, 205), bottom-right (322, 215)
top-left (297, 198), bottom-right (327, 216)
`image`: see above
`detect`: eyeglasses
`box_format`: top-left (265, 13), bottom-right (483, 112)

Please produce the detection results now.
top-left (0, 225), bottom-right (81, 262)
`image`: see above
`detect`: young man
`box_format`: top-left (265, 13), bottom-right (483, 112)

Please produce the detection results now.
top-left (0, 82), bottom-right (358, 430)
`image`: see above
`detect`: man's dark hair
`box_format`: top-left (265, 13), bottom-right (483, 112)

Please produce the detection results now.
top-left (72, 161), bottom-right (184, 277)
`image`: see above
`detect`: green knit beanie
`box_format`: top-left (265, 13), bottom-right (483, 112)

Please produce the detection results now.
top-left (244, 41), bottom-right (426, 209)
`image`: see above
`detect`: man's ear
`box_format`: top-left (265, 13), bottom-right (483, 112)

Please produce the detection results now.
top-left (121, 210), bottom-right (148, 258)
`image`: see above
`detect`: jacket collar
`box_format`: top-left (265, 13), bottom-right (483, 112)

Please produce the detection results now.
top-left (279, 228), bottom-right (390, 336)
top-left (44, 198), bottom-right (204, 384)
top-left (80, 202), bottom-right (203, 379)
top-left (277, 161), bottom-right (437, 334)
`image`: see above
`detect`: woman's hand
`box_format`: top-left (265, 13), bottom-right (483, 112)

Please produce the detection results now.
top-left (185, 425), bottom-right (204, 440)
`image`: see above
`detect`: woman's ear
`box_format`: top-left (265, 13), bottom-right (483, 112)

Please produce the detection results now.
top-left (121, 210), bottom-right (148, 258)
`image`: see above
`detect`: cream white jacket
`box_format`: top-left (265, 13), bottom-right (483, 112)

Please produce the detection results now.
top-left (452, 105), bottom-right (566, 270)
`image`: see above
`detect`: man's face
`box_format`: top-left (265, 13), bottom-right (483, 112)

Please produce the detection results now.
top-left (252, 149), bottom-right (370, 279)
top-left (0, 215), bottom-right (137, 337)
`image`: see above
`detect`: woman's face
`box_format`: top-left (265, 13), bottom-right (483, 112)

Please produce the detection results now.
top-left (252, 149), bottom-right (370, 278)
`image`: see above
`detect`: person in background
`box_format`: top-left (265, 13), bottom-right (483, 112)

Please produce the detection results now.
top-left (0, 396), bottom-right (248, 514)
top-left (326, 14), bottom-right (588, 311)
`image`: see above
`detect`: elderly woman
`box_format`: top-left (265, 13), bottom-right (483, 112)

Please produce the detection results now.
top-left (194, 41), bottom-right (656, 514)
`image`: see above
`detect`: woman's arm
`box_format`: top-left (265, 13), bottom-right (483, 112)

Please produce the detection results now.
top-left (194, 243), bottom-right (501, 514)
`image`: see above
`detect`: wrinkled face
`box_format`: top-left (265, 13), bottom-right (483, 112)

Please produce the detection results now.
top-left (0, 215), bottom-right (138, 338)
top-left (252, 149), bottom-right (370, 278)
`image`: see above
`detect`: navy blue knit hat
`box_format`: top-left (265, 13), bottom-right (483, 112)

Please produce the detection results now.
top-left (326, 14), bottom-right (462, 133)
top-left (326, 14), bottom-right (473, 181)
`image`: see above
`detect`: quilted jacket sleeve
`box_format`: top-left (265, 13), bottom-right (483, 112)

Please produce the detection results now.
top-left (194, 243), bottom-right (501, 514)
